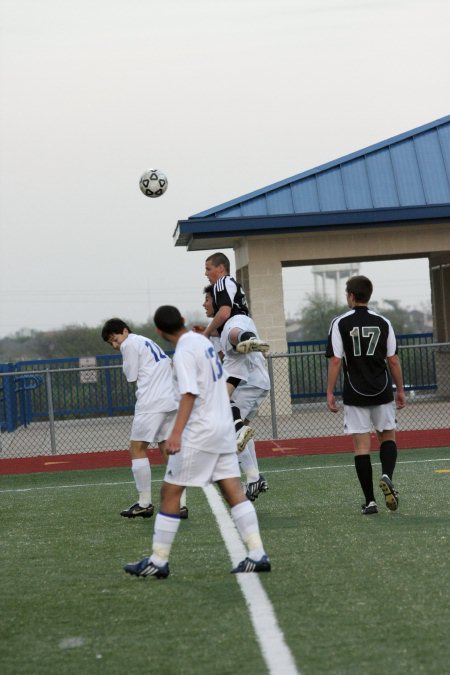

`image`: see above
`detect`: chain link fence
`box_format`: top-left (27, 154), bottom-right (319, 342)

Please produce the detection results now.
top-left (1, 343), bottom-right (449, 459)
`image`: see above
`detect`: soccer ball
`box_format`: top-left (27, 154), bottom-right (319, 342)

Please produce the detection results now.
top-left (139, 169), bottom-right (168, 198)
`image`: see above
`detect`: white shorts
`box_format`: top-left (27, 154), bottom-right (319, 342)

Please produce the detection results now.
top-left (221, 315), bottom-right (256, 382)
top-left (164, 447), bottom-right (240, 487)
top-left (343, 402), bottom-right (396, 435)
top-left (232, 384), bottom-right (269, 421)
top-left (130, 410), bottom-right (176, 443)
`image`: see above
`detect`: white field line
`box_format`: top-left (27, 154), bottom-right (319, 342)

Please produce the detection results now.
top-left (203, 483), bottom-right (300, 675)
top-left (0, 456), bottom-right (449, 494)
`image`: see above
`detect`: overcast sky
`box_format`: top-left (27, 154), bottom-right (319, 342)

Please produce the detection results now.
top-left (1, 0), bottom-right (448, 338)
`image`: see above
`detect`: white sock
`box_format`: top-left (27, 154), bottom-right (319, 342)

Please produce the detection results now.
top-left (151, 513), bottom-right (181, 565)
top-left (239, 440), bottom-right (259, 483)
top-left (131, 457), bottom-right (151, 507)
top-left (231, 500), bottom-right (265, 561)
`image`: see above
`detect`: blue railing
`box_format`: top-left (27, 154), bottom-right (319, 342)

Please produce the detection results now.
top-left (0, 334), bottom-right (437, 430)
top-left (287, 333), bottom-right (436, 399)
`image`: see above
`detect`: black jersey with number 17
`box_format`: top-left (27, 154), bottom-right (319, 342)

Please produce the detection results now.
top-left (326, 306), bottom-right (397, 406)
top-left (212, 276), bottom-right (249, 327)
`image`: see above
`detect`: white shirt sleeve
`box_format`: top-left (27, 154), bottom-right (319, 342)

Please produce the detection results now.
top-left (121, 339), bottom-right (139, 382)
top-left (173, 346), bottom-right (200, 396)
top-left (330, 320), bottom-right (344, 359)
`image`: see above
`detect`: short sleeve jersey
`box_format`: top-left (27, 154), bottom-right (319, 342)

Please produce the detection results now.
top-left (120, 334), bottom-right (178, 415)
top-left (212, 276), bottom-right (249, 333)
top-left (173, 331), bottom-right (236, 454)
top-left (326, 306), bottom-right (397, 406)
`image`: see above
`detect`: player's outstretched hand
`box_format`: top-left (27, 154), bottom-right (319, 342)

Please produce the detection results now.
top-left (191, 324), bottom-right (206, 334)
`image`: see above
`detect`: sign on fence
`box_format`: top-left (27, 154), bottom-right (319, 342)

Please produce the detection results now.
top-left (79, 357), bottom-right (97, 384)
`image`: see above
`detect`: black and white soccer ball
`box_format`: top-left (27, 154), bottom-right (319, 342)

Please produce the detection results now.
top-left (139, 169), bottom-right (168, 198)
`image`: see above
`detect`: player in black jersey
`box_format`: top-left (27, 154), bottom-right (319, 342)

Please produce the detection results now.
top-left (193, 252), bottom-right (269, 453)
top-left (326, 276), bottom-right (406, 515)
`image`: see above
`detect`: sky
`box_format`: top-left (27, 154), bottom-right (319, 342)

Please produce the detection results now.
top-left (0, 0), bottom-right (448, 338)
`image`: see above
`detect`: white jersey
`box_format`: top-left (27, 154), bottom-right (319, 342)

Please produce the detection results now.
top-left (120, 333), bottom-right (178, 415)
top-left (173, 331), bottom-right (236, 454)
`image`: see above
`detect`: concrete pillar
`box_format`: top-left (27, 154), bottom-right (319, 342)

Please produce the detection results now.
top-left (429, 253), bottom-right (450, 398)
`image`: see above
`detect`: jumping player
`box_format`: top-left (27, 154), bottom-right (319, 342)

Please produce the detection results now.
top-left (195, 252), bottom-right (269, 453)
top-left (326, 276), bottom-right (406, 515)
top-left (202, 285), bottom-right (270, 501)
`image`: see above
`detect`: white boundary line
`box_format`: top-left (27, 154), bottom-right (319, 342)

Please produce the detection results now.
top-left (0, 456), bottom-right (448, 494)
top-left (203, 484), bottom-right (300, 675)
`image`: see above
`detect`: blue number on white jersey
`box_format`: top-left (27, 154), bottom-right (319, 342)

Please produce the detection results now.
top-left (145, 340), bottom-right (168, 363)
top-left (206, 346), bottom-right (223, 381)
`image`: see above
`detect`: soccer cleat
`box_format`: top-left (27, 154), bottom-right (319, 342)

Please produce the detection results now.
top-left (236, 337), bottom-right (270, 354)
top-left (236, 425), bottom-right (254, 453)
top-left (246, 474), bottom-right (269, 501)
top-left (120, 502), bottom-right (155, 519)
top-left (179, 506), bottom-right (189, 520)
top-left (231, 554), bottom-right (271, 573)
top-left (124, 556), bottom-right (170, 578)
top-left (361, 501), bottom-right (378, 515)
top-left (379, 474), bottom-right (399, 511)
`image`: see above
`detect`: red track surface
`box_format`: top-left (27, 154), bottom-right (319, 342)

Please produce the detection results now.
top-left (0, 429), bottom-right (448, 475)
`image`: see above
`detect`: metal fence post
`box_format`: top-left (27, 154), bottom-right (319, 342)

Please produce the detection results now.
top-left (267, 355), bottom-right (278, 439)
top-left (45, 369), bottom-right (57, 455)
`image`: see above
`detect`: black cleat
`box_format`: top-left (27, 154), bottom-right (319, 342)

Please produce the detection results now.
top-left (231, 554), bottom-right (271, 573)
top-left (246, 474), bottom-right (269, 501)
top-left (120, 502), bottom-right (155, 519)
top-left (124, 556), bottom-right (169, 578)
top-left (361, 501), bottom-right (378, 515)
top-left (379, 474), bottom-right (399, 511)
top-left (179, 506), bottom-right (189, 520)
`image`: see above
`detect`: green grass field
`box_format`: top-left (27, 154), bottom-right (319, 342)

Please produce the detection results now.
top-left (1, 447), bottom-right (449, 675)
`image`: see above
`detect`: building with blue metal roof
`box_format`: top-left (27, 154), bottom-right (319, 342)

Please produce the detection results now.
top-left (175, 116), bottom-right (450, 351)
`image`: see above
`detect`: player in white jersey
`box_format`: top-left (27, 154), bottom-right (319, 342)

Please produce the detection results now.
top-left (203, 286), bottom-right (270, 501)
top-left (325, 277), bottom-right (406, 515)
top-left (124, 306), bottom-right (271, 578)
top-left (102, 318), bottom-right (187, 519)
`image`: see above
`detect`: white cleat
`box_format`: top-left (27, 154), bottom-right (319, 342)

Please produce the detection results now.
top-left (236, 425), bottom-right (254, 453)
top-left (236, 338), bottom-right (270, 354)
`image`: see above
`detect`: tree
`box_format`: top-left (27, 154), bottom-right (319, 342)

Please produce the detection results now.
top-left (298, 295), bottom-right (348, 341)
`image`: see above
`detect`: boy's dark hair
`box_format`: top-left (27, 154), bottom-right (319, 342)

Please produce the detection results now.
top-left (203, 284), bottom-right (214, 295)
top-left (101, 318), bottom-right (131, 342)
top-left (346, 276), bottom-right (373, 304)
top-left (153, 306), bottom-right (184, 335)
top-left (205, 252), bottom-right (230, 274)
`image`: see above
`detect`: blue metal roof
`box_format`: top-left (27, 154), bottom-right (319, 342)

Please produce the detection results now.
top-left (175, 115), bottom-right (450, 247)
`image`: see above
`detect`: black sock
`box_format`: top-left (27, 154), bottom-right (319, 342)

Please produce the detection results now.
top-left (354, 455), bottom-right (375, 505)
top-left (237, 331), bottom-right (256, 343)
top-left (379, 440), bottom-right (397, 479)
top-left (230, 400), bottom-right (243, 432)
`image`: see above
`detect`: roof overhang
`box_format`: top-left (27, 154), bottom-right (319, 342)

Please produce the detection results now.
top-left (174, 204), bottom-right (450, 251)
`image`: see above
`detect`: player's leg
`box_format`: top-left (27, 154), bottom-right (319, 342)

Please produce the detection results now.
top-left (216, 461), bottom-right (270, 573)
top-left (352, 433), bottom-right (377, 513)
top-left (377, 429), bottom-right (399, 511)
top-left (344, 406), bottom-right (377, 513)
top-left (227, 326), bottom-right (269, 354)
top-left (124, 481), bottom-right (184, 579)
top-left (240, 438), bottom-right (269, 501)
top-left (121, 440), bottom-right (154, 518)
top-left (227, 378), bottom-right (254, 452)
top-left (159, 440), bottom-right (188, 518)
